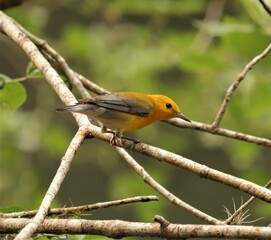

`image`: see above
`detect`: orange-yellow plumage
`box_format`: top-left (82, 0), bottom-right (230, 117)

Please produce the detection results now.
top-left (56, 92), bottom-right (190, 141)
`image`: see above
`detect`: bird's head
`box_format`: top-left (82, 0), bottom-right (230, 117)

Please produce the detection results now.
top-left (151, 95), bottom-right (191, 122)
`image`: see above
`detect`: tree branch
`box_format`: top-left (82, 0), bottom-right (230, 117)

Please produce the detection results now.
top-left (1, 218), bottom-right (271, 239)
top-left (166, 119), bottom-right (271, 147)
top-left (259, 0), bottom-right (271, 16)
top-left (1, 196), bottom-right (159, 218)
top-left (1, 8), bottom-right (271, 240)
top-left (130, 140), bottom-right (271, 203)
top-left (7, 127), bottom-right (86, 239)
top-left (212, 42), bottom-right (271, 128)
top-left (116, 147), bottom-right (222, 224)
top-left (224, 180), bottom-right (271, 224)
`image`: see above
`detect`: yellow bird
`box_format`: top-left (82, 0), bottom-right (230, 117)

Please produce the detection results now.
top-left (56, 92), bottom-right (190, 142)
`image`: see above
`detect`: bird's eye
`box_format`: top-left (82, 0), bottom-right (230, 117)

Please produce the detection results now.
top-left (166, 103), bottom-right (172, 109)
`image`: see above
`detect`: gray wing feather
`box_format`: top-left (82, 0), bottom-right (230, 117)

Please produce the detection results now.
top-left (79, 94), bottom-right (151, 117)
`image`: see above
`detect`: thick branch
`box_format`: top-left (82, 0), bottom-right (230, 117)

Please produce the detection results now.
top-left (133, 142), bottom-right (271, 203)
top-left (0, 11), bottom-right (90, 127)
top-left (85, 124), bottom-right (271, 203)
top-left (1, 218), bottom-right (271, 239)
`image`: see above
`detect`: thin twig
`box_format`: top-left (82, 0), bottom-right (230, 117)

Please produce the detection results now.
top-left (224, 180), bottom-right (271, 224)
top-left (259, 0), bottom-right (271, 15)
top-left (15, 128), bottom-right (87, 240)
top-left (153, 215), bottom-right (170, 228)
top-left (0, 196), bottom-right (159, 218)
top-left (212, 43), bottom-right (271, 128)
top-left (166, 119), bottom-right (271, 147)
top-left (116, 147), bottom-right (225, 225)
top-left (42, 45), bottom-right (90, 98)
top-left (76, 72), bottom-right (109, 95)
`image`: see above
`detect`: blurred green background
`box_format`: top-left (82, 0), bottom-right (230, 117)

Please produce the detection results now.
top-left (0, 0), bottom-right (271, 236)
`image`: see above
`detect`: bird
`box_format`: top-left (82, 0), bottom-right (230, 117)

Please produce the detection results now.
top-left (56, 92), bottom-right (191, 144)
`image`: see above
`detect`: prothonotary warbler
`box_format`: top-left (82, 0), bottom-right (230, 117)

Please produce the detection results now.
top-left (56, 92), bottom-right (191, 143)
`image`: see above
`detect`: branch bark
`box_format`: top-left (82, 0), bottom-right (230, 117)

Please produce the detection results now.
top-left (1, 196), bottom-right (159, 218)
top-left (166, 119), bottom-right (271, 147)
top-left (1, 218), bottom-right (271, 239)
top-left (10, 127), bottom-right (86, 240)
top-left (259, 0), bottom-right (271, 15)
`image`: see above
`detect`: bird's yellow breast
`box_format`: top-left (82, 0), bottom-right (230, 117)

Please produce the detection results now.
top-left (97, 111), bottom-right (155, 132)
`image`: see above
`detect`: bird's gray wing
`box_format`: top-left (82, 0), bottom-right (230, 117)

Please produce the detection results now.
top-left (78, 94), bottom-right (152, 117)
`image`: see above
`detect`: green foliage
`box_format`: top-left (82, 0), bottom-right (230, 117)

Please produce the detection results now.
top-left (26, 62), bottom-right (44, 79)
top-left (0, 76), bottom-right (26, 111)
top-left (1, 1), bottom-right (271, 237)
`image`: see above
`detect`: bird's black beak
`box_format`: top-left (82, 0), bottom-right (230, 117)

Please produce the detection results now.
top-left (176, 112), bottom-right (191, 122)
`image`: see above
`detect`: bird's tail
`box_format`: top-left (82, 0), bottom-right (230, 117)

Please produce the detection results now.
top-left (55, 104), bottom-right (91, 113)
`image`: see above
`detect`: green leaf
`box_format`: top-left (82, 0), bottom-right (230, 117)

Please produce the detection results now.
top-left (0, 73), bottom-right (10, 89)
top-left (26, 61), bottom-right (43, 78)
top-left (0, 81), bottom-right (27, 111)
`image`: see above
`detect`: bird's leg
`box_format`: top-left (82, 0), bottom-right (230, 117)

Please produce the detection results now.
top-left (112, 131), bottom-right (123, 146)
top-left (100, 126), bottom-right (140, 147)
top-left (100, 126), bottom-right (122, 145)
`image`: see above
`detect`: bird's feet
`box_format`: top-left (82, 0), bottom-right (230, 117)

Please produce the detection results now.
top-left (100, 127), bottom-right (140, 148)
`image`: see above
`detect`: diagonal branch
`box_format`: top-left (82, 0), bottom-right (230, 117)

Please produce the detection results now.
top-left (116, 147), bottom-right (222, 224)
top-left (131, 141), bottom-right (271, 203)
top-left (14, 128), bottom-right (87, 240)
top-left (81, 123), bottom-right (271, 203)
top-left (212, 43), bottom-right (271, 128)
top-left (259, 0), bottom-right (271, 15)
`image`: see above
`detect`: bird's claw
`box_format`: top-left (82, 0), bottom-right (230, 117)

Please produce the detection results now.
top-left (101, 127), bottom-right (140, 149)
top-left (110, 135), bottom-right (123, 146)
